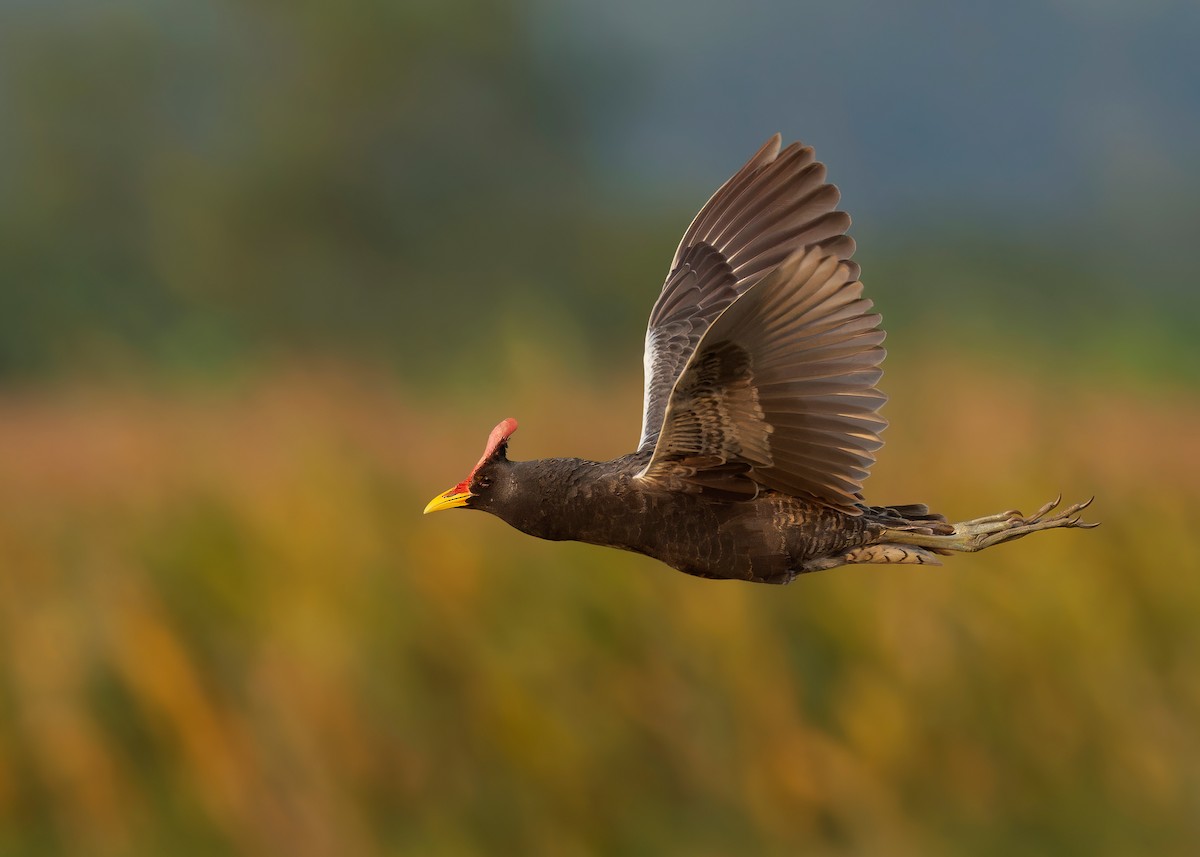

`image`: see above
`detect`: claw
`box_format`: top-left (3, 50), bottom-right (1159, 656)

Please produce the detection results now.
top-left (1028, 495), bottom-right (1062, 523)
top-left (1075, 495), bottom-right (1095, 512)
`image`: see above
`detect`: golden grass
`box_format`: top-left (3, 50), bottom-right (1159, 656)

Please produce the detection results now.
top-left (0, 356), bottom-right (1197, 856)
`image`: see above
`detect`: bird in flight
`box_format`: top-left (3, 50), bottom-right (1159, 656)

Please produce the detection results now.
top-left (424, 135), bottom-right (1095, 584)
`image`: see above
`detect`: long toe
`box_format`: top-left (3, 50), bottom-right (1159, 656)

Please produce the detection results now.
top-left (970, 496), bottom-right (1098, 549)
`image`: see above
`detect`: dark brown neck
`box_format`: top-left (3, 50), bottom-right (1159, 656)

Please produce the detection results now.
top-left (484, 456), bottom-right (640, 546)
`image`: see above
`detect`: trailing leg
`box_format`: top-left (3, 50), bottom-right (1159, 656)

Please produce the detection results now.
top-left (880, 496), bottom-right (1097, 554)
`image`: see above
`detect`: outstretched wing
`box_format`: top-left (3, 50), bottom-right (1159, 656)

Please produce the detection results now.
top-left (637, 246), bottom-right (887, 510)
top-left (637, 135), bottom-right (857, 452)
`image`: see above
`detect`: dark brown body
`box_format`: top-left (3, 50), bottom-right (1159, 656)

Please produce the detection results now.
top-left (478, 456), bottom-right (890, 584)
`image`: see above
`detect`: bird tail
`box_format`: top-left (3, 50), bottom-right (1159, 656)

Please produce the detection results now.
top-left (866, 502), bottom-right (954, 537)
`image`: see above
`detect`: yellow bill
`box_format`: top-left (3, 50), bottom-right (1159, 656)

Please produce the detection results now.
top-left (423, 488), bottom-right (472, 514)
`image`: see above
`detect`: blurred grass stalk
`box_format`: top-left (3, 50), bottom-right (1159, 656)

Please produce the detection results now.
top-left (0, 355), bottom-right (1197, 856)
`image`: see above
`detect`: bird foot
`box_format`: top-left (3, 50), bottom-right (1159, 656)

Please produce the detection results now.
top-left (885, 495), bottom-right (1098, 554)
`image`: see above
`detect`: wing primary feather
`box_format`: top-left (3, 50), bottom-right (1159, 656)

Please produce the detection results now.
top-left (636, 137), bottom-right (864, 461)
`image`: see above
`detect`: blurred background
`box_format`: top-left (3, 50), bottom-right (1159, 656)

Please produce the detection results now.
top-left (1, 0), bottom-right (1198, 854)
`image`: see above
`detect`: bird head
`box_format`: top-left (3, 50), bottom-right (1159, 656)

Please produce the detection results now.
top-left (423, 418), bottom-right (518, 514)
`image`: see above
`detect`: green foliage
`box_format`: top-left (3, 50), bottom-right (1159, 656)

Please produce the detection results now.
top-left (2, 3), bottom-right (1197, 385)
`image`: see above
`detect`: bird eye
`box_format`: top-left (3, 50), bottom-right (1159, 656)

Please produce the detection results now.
top-left (477, 476), bottom-right (493, 490)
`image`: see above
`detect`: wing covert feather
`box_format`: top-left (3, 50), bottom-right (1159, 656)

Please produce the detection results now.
top-left (639, 247), bottom-right (887, 510)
